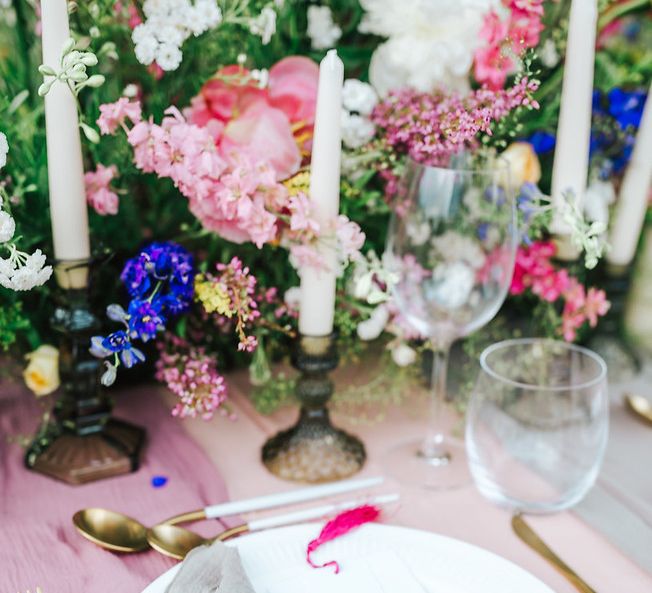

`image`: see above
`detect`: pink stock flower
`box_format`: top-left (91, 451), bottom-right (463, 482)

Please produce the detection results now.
top-left (585, 287), bottom-right (611, 326)
top-left (288, 193), bottom-right (319, 234)
top-left (510, 241), bottom-right (610, 341)
top-left (335, 215), bottom-right (365, 259)
top-left (290, 243), bottom-right (328, 271)
top-left (98, 98), bottom-right (142, 135)
top-left (85, 164), bottom-right (120, 215)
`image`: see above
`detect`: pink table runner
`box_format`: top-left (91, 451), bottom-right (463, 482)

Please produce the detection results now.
top-left (0, 378), bottom-right (230, 593)
top-left (171, 370), bottom-right (652, 593)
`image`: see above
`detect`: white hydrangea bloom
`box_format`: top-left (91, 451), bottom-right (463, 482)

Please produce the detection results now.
top-left (0, 131), bottom-right (8, 169)
top-left (342, 79), bottom-right (378, 116)
top-left (0, 210), bottom-right (16, 243)
top-left (359, 0), bottom-right (495, 96)
top-left (156, 43), bottom-right (183, 71)
top-left (249, 6), bottom-right (277, 45)
top-left (341, 110), bottom-right (376, 149)
top-left (133, 0), bottom-right (222, 71)
top-left (0, 247), bottom-right (53, 291)
top-left (307, 5), bottom-right (342, 50)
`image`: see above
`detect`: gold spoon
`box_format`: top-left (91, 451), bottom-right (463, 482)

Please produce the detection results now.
top-left (73, 507), bottom-right (209, 553)
top-left (73, 476), bottom-right (385, 553)
top-left (147, 523), bottom-right (248, 560)
top-left (625, 393), bottom-right (652, 424)
top-left (148, 493), bottom-right (399, 560)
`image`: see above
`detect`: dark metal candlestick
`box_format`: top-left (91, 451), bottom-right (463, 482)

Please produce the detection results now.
top-left (586, 263), bottom-right (641, 380)
top-left (262, 334), bottom-right (366, 483)
top-left (25, 259), bottom-right (145, 484)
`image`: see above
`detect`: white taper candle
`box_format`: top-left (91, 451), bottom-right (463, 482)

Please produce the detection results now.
top-left (298, 49), bottom-right (344, 336)
top-left (550, 0), bottom-right (598, 235)
top-left (607, 84), bottom-right (652, 268)
top-left (41, 0), bottom-right (91, 287)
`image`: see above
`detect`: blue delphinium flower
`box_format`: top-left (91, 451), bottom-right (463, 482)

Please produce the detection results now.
top-left (128, 298), bottom-right (166, 342)
top-left (608, 88), bottom-right (647, 130)
top-left (528, 131), bottom-right (556, 154)
top-left (90, 241), bottom-right (195, 386)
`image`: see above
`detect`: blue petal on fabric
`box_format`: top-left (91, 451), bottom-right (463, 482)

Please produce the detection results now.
top-left (151, 475), bottom-right (168, 488)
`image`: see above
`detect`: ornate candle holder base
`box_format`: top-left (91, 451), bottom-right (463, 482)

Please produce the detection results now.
top-left (262, 334), bottom-right (365, 483)
top-left (25, 259), bottom-right (145, 484)
top-left (587, 264), bottom-right (641, 382)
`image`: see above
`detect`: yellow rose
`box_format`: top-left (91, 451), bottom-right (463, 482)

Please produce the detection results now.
top-left (23, 345), bottom-right (60, 397)
top-left (500, 142), bottom-right (541, 189)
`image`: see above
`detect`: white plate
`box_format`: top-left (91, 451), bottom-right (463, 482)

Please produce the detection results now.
top-left (143, 523), bottom-right (554, 593)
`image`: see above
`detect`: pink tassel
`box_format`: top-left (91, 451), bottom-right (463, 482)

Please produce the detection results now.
top-left (305, 504), bottom-right (381, 574)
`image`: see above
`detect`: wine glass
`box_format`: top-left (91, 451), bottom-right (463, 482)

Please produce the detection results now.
top-left (466, 339), bottom-right (609, 513)
top-left (384, 156), bottom-right (517, 489)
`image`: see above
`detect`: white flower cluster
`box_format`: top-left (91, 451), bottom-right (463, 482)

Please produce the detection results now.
top-left (358, 0), bottom-right (494, 96)
top-left (132, 0), bottom-right (223, 71)
top-left (249, 6), bottom-right (277, 45)
top-left (307, 5), bottom-right (342, 50)
top-left (0, 133), bottom-right (53, 292)
top-left (340, 79), bottom-right (378, 149)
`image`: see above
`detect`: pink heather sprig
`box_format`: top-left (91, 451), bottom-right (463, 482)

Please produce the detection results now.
top-left (510, 241), bottom-right (610, 342)
top-left (372, 78), bottom-right (540, 168)
top-left (207, 256), bottom-right (261, 353)
top-left (155, 336), bottom-right (229, 420)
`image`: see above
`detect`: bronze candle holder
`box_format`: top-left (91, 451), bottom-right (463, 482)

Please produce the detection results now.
top-left (25, 258), bottom-right (145, 484)
top-left (262, 333), bottom-right (366, 483)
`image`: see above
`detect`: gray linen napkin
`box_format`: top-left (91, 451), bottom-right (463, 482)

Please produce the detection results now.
top-left (165, 541), bottom-right (256, 593)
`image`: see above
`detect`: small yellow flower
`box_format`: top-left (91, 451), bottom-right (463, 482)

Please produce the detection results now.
top-left (283, 170), bottom-right (311, 196)
top-left (500, 142), bottom-right (541, 188)
top-left (194, 275), bottom-right (232, 317)
top-left (23, 345), bottom-right (60, 397)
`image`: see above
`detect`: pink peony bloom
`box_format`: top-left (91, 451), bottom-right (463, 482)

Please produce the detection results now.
top-left (268, 56), bottom-right (319, 126)
top-left (222, 102), bottom-right (302, 180)
top-left (85, 164), bottom-right (120, 215)
top-left (186, 57), bottom-right (319, 180)
top-left (98, 98), bottom-right (142, 135)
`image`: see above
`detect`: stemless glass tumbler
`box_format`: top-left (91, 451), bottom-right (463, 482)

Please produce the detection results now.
top-left (466, 339), bottom-right (609, 513)
top-left (384, 156), bottom-right (517, 489)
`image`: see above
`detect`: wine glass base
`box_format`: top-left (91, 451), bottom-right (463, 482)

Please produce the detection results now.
top-left (383, 438), bottom-right (471, 490)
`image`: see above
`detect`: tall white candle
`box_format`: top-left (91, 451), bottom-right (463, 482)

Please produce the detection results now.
top-left (607, 84), bottom-right (652, 268)
top-left (550, 0), bottom-right (598, 235)
top-left (298, 50), bottom-right (344, 336)
top-left (41, 0), bottom-right (91, 288)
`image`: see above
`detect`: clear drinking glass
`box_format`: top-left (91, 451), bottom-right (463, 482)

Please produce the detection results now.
top-left (466, 339), bottom-right (609, 513)
top-left (384, 156), bottom-right (517, 489)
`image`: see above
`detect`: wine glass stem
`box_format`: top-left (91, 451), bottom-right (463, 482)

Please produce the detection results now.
top-left (420, 344), bottom-right (452, 463)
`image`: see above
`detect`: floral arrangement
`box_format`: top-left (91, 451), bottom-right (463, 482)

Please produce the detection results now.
top-left (0, 1), bottom-right (650, 416)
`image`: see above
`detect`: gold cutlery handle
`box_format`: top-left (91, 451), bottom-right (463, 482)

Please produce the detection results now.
top-left (162, 509), bottom-right (207, 525)
top-left (512, 514), bottom-right (597, 593)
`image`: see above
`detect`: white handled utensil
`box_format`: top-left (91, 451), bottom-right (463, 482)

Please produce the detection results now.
top-left (147, 493), bottom-right (400, 560)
